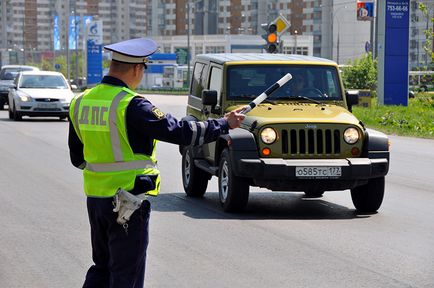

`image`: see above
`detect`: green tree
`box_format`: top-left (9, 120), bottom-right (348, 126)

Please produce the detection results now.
top-left (419, 3), bottom-right (434, 64)
top-left (341, 52), bottom-right (377, 90)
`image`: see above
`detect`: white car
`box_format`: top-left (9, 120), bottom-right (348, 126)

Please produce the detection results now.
top-left (8, 71), bottom-right (74, 121)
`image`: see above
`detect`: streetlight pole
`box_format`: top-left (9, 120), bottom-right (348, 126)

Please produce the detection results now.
top-left (294, 30), bottom-right (298, 54)
top-left (331, 5), bottom-right (347, 63)
top-left (74, 1), bottom-right (79, 86)
top-left (66, 0), bottom-right (70, 82)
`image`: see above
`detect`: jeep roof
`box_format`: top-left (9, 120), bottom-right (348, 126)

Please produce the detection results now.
top-left (195, 53), bottom-right (336, 65)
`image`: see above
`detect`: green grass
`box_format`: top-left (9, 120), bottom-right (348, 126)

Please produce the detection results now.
top-left (352, 93), bottom-right (434, 139)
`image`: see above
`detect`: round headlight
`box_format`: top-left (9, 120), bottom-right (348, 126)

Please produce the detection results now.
top-left (343, 127), bottom-right (359, 144)
top-left (19, 95), bottom-right (32, 102)
top-left (260, 127), bottom-right (277, 144)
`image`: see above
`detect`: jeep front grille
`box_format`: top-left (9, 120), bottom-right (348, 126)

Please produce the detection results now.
top-left (281, 128), bottom-right (341, 155)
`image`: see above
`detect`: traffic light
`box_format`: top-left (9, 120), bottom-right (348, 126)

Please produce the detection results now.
top-left (261, 23), bottom-right (279, 53)
top-left (266, 24), bottom-right (278, 53)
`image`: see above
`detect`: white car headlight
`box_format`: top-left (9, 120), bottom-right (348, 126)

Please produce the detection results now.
top-left (260, 127), bottom-right (277, 144)
top-left (343, 127), bottom-right (360, 144)
top-left (19, 95), bottom-right (33, 102)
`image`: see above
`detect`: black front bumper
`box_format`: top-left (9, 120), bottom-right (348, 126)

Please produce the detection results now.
top-left (234, 157), bottom-right (389, 191)
top-left (18, 110), bottom-right (69, 118)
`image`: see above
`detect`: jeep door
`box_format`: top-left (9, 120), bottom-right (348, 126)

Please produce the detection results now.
top-left (202, 64), bottom-right (224, 164)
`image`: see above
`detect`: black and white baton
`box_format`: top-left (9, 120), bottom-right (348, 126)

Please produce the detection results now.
top-left (239, 73), bottom-right (292, 114)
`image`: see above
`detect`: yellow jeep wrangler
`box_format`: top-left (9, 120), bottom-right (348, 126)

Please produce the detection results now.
top-left (181, 53), bottom-right (389, 213)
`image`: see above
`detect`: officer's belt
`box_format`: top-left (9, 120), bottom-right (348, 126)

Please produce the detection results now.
top-left (86, 160), bottom-right (157, 172)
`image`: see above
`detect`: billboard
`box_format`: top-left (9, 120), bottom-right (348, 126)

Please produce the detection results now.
top-left (69, 15), bottom-right (93, 49)
top-left (377, 0), bottom-right (410, 106)
top-left (53, 15), bottom-right (93, 50)
top-left (357, 1), bottom-right (375, 21)
top-left (383, 0), bottom-right (410, 105)
top-left (53, 16), bottom-right (60, 50)
top-left (87, 19), bottom-right (103, 85)
top-left (86, 20), bottom-right (103, 45)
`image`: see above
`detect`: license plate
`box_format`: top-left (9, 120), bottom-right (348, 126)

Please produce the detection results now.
top-left (37, 103), bottom-right (57, 109)
top-left (295, 166), bottom-right (342, 178)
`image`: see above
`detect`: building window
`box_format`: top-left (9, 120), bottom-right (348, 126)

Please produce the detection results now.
top-left (195, 45), bottom-right (203, 55)
top-left (205, 46), bottom-right (225, 53)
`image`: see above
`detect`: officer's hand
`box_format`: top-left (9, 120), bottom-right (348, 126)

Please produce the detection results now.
top-left (224, 107), bottom-right (246, 129)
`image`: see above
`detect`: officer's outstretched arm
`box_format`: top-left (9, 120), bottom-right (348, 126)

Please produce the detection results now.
top-left (129, 98), bottom-right (245, 146)
top-left (224, 107), bottom-right (246, 129)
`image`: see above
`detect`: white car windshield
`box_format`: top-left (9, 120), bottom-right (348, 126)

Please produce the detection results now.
top-left (19, 75), bottom-right (68, 89)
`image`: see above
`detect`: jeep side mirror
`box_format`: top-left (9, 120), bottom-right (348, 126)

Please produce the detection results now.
top-left (345, 90), bottom-right (359, 112)
top-left (202, 90), bottom-right (218, 106)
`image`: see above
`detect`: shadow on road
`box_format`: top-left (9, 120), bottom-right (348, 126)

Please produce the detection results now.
top-left (151, 192), bottom-right (370, 220)
top-left (0, 117), bottom-right (67, 122)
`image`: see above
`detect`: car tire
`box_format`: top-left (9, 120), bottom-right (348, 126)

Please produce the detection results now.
top-left (182, 147), bottom-right (209, 197)
top-left (12, 102), bottom-right (22, 121)
top-left (350, 177), bottom-right (385, 213)
top-left (218, 148), bottom-right (249, 212)
top-left (8, 106), bottom-right (13, 119)
top-left (0, 99), bottom-right (4, 110)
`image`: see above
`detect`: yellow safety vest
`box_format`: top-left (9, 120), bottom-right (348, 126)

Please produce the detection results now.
top-left (69, 84), bottom-right (160, 197)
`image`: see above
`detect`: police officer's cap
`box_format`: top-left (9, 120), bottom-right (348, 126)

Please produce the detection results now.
top-left (104, 38), bottom-right (158, 64)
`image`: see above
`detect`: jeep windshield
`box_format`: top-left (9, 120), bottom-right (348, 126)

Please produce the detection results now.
top-left (227, 65), bottom-right (342, 101)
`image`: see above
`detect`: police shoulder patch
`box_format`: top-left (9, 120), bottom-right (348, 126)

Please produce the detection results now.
top-left (151, 107), bottom-right (165, 119)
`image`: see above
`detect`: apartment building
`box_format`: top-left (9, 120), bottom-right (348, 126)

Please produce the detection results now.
top-left (147, 0), bottom-right (372, 64)
top-left (0, 0), bottom-right (148, 65)
top-left (0, 0), bottom-right (432, 68)
top-left (409, 0), bottom-right (434, 69)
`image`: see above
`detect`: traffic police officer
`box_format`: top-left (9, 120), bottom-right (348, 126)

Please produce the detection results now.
top-left (68, 38), bottom-right (245, 288)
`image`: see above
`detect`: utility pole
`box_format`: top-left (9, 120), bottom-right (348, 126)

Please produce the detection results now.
top-left (66, 0), bottom-right (70, 82)
top-left (370, 0), bottom-right (376, 59)
top-left (74, 1), bottom-right (79, 86)
top-left (22, 12), bottom-right (25, 64)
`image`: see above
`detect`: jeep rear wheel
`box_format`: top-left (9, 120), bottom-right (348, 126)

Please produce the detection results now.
top-left (182, 147), bottom-right (209, 197)
top-left (351, 177), bottom-right (385, 213)
top-left (218, 149), bottom-right (249, 212)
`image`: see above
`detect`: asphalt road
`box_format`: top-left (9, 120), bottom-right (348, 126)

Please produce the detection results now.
top-left (0, 95), bottom-right (433, 288)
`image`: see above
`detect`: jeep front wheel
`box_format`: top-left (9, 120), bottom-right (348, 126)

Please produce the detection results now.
top-left (218, 148), bottom-right (249, 212)
top-left (350, 177), bottom-right (385, 213)
top-left (182, 147), bottom-right (209, 197)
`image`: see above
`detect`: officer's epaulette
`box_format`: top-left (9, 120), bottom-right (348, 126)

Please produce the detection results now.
top-left (135, 93), bottom-right (148, 101)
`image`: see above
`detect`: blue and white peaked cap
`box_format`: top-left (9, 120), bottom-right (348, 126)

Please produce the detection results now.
top-left (104, 38), bottom-right (158, 64)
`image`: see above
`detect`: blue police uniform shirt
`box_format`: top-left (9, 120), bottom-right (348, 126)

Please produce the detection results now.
top-left (68, 76), bottom-right (230, 193)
